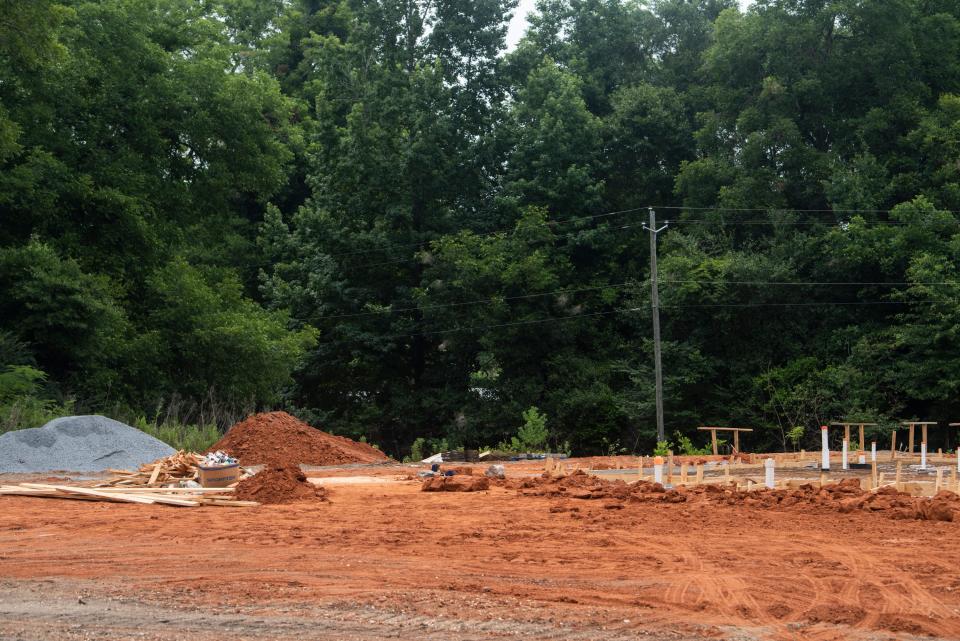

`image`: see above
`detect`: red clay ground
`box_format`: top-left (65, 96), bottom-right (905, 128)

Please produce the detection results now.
top-left (2, 467), bottom-right (960, 641)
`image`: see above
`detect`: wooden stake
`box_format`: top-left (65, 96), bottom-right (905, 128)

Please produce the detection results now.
top-left (680, 463), bottom-right (688, 484)
top-left (695, 464), bottom-right (704, 486)
top-left (936, 467), bottom-right (943, 493)
top-left (859, 424), bottom-right (865, 451)
top-left (891, 430), bottom-right (897, 461)
top-left (908, 423), bottom-right (915, 454)
top-left (896, 462), bottom-right (902, 491)
top-left (819, 471), bottom-right (826, 488)
top-left (871, 460), bottom-right (878, 489)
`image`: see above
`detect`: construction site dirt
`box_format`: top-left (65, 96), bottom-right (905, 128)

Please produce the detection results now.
top-left (3, 461), bottom-right (960, 641)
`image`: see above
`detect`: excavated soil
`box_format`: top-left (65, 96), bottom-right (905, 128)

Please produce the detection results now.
top-left (235, 464), bottom-right (328, 504)
top-left (5, 463), bottom-right (960, 640)
top-left (208, 411), bottom-right (390, 466)
top-left (514, 471), bottom-right (960, 520)
top-left (420, 475), bottom-right (490, 492)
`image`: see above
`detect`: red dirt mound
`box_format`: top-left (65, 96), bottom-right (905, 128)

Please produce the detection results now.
top-left (209, 411), bottom-right (391, 466)
top-left (512, 470), bottom-right (686, 503)
top-left (421, 476), bottom-right (490, 492)
top-left (694, 478), bottom-right (957, 521)
top-left (513, 472), bottom-right (958, 521)
top-left (235, 463), bottom-right (328, 504)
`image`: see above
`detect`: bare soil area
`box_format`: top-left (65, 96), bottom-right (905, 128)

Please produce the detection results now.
top-left (2, 464), bottom-right (959, 640)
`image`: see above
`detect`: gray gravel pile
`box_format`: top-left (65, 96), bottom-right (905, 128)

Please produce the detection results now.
top-left (0, 415), bottom-right (175, 473)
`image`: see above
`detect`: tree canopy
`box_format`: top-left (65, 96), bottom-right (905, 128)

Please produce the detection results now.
top-left (4, 0), bottom-right (960, 455)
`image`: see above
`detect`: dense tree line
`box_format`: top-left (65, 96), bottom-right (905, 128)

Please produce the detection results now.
top-left (3, 0), bottom-right (960, 455)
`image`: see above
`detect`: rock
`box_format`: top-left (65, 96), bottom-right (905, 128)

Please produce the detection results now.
top-left (484, 464), bottom-right (506, 479)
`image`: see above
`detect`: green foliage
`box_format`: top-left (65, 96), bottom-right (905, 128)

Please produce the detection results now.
top-left (653, 441), bottom-right (671, 457)
top-left (517, 406), bottom-right (549, 451)
top-left (4, 0), bottom-right (960, 458)
top-left (133, 417), bottom-right (222, 453)
top-left (671, 432), bottom-right (713, 457)
top-left (0, 365), bottom-right (75, 434)
top-left (405, 436), bottom-right (450, 463)
top-left (786, 426), bottom-right (805, 450)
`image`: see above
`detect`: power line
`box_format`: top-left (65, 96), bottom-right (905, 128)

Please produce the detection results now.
top-left (655, 205), bottom-right (960, 214)
top-left (312, 299), bottom-right (942, 345)
top-left (315, 282), bottom-right (637, 320)
top-left (372, 308), bottom-right (639, 341)
top-left (310, 279), bottom-right (957, 321)
top-left (670, 219), bottom-right (934, 226)
top-left (661, 280), bottom-right (960, 286)
top-left (659, 301), bottom-right (937, 309)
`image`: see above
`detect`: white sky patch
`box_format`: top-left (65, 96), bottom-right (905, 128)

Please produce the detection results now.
top-left (506, 0), bottom-right (755, 50)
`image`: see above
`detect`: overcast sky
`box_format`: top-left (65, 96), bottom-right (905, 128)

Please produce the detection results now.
top-left (506, 0), bottom-right (754, 49)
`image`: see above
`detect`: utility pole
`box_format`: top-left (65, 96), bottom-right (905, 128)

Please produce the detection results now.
top-left (643, 208), bottom-right (668, 443)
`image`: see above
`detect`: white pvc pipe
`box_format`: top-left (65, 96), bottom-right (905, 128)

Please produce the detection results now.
top-left (653, 456), bottom-right (663, 485)
top-left (821, 426), bottom-right (830, 470)
top-left (871, 441), bottom-right (876, 462)
top-left (764, 458), bottom-right (775, 489)
top-left (842, 439), bottom-right (848, 470)
top-left (858, 453), bottom-right (866, 465)
top-left (921, 443), bottom-right (927, 470)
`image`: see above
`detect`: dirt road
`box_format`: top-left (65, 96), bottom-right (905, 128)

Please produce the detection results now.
top-left (2, 478), bottom-right (959, 640)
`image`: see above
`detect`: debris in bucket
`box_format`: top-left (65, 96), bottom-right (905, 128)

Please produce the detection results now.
top-left (202, 451), bottom-right (237, 466)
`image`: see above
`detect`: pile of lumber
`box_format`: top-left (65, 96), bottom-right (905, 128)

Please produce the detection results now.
top-left (99, 450), bottom-right (206, 487)
top-left (0, 483), bottom-right (256, 507)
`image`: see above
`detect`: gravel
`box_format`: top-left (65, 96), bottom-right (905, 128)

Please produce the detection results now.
top-left (0, 415), bottom-right (175, 473)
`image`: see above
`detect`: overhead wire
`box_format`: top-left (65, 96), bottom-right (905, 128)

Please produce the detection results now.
top-left (280, 203), bottom-right (959, 338)
top-left (311, 298), bottom-right (944, 345)
top-left (307, 279), bottom-right (957, 322)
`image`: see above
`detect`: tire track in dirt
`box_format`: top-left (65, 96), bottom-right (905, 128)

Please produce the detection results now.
top-left (5, 481), bottom-right (960, 639)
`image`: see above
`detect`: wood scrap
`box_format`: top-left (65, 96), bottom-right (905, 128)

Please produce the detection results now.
top-left (96, 450), bottom-right (251, 489)
top-left (0, 482), bottom-right (256, 507)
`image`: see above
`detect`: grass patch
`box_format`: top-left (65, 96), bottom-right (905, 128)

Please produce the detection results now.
top-left (133, 418), bottom-right (222, 452)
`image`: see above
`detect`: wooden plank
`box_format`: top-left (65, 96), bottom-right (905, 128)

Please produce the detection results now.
top-left (19, 483), bottom-right (199, 506)
top-left (20, 484), bottom-right (159, 504)
top-left (0, 489), bottom-right (126, 502)
top-left (148, 463), bottom-right (162, 485)
top-left (195, 499), bottom-right (260, 507)
top-left (91, 487), bottom-right (234, 494)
